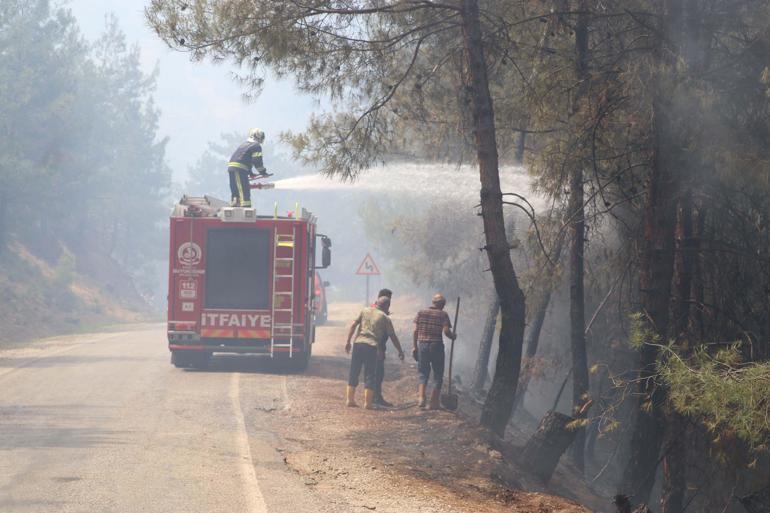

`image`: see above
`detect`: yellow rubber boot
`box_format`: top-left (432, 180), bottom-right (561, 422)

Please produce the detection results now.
top-left (363, 388), bottom-right (375, 410)
top-left (417, 384), bottom-right (427, 408)
top-left (346, 385), bottom-right (358, 407)
top-left (428, 388), bottom-right (441, 410)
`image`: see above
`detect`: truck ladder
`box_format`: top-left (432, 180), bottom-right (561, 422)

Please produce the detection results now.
top-left (271, 225), bottom-right (297, 358)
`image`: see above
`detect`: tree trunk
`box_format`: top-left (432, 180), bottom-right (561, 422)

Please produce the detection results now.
top-left (670, 192), bottom-right (695, 342)
top-left (520, 411), bottom-right (578, 484)
top-left (740, 485), bottom-right (770, 513)
top-left (659, 191), bottom-right (695, 513)
top-left (619, 93), bottom-right (678, 504)
top-left (585, 370), bottom-right (607, 462)
top-left (512, 232), bottom-right (566, 416)
top-left (567, 169), bottom-right (588, 472)
top-left (659, 409), bottom-right (686, 513)
top-left (689, 203), bottom-right (705, 340)
top-left (471, 295), bottom-right (499, 394)
top-left (513, 4), bottom-right (556, 165)
top-left (614, 495), bottom-right (655, 513)
top-left (511, 288), bottom-right (551, 413)
top-left (614, 495), bottom-right (633, 513)
top-left (568, 0), bottom-right (590, 472)
top-left (620, 0), bottom-right (681, 502)
top-left (460, 0), bottom-right (527, 437)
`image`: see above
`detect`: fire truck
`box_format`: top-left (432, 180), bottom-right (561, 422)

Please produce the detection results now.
top-left (166, 195), bottom-right (331, 371)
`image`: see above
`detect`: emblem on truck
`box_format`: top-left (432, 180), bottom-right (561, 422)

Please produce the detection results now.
top-left (177, 242), bottom-right (202, 266)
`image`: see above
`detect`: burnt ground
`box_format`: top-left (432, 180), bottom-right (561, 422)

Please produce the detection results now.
top-left (251, 302), bottom-right (609, 513)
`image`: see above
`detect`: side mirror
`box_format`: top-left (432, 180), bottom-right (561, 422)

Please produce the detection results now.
top-left (317, 234), bottom-right (332, 269)
top-left (323, 281), bottom-right (330, 287)
top-left (322, 246), bottom-right (331, 268)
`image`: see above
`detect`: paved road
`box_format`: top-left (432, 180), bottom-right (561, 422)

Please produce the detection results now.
top-left (0, 327), bottom-right (321, 513)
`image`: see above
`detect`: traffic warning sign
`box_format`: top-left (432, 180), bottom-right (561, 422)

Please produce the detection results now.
top-left (355, 253), bottom-right (381, 276)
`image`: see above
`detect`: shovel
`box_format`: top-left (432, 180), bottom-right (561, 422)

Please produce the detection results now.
top-left (441, 297), bottom-right (460, 411)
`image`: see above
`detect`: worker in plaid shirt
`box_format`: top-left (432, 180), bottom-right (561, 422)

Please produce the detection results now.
top-left (413, 293), bottom-right (456, 409)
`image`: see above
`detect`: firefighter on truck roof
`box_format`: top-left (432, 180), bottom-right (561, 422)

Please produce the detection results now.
top-left (227, 128), bottom-right (269, 207)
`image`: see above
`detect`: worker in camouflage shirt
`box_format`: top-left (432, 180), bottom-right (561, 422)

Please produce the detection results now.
top-left (345, 296), bottom-right (404, 409)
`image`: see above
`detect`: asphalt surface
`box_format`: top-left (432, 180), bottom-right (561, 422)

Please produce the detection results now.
top-left (0, 327), bottom-right (321, 513)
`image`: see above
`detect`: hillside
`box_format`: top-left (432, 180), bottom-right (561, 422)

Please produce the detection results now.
top-left (0, 240), bottom-right (153, 345)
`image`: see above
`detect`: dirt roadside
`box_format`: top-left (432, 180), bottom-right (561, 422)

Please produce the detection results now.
top-left (253, 302), bottom-right (601, 513)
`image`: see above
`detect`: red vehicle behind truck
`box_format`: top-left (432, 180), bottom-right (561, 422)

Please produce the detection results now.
top-left (166, 195), bottom-right (331, 371)
top-left (313, 271), bottom-right (329, 325)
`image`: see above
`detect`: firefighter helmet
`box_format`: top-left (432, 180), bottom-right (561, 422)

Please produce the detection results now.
top-left (248, 128), bottom-right (265, 143)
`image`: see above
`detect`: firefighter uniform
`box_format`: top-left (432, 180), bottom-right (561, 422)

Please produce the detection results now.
top-left (227, 140), bottom-right (266, 207)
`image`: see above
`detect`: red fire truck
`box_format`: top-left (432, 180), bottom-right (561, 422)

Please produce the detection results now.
top-left (166, 195), bottom-right (331, 371)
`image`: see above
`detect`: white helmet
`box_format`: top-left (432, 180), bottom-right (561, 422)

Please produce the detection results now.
top-left (248, 128), bottom-right (265, 143)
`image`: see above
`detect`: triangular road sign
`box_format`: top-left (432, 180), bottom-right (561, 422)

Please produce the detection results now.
top-left (355, 253), bottom-right (381, 275)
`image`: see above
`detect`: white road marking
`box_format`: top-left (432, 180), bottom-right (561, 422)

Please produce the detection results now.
top-left (230, 372), bottom-right (269, 513)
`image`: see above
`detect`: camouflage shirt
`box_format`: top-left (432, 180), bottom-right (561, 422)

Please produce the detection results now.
top-left (354, 306), bottom-right (396, 348)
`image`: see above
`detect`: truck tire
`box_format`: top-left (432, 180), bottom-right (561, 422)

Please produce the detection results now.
top-left (316, 305), bottom-right (328, 325)
top-left (277, 345), bottom-right (311, 373)
top-left (291, 347), bottom-right (311, 372)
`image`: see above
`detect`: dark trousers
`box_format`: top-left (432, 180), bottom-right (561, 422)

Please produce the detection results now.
top-left (228, 167), bottom-right (251, 207)
top-left (418, 341), bottom-right (445, 390)
top-left (348, 343), bottom-right (377, 389)
top-left (374, 348), bottom-right (386, 397)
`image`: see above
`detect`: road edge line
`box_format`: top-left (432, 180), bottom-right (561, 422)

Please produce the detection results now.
top-left (230, 372), bottom-right (269, 513)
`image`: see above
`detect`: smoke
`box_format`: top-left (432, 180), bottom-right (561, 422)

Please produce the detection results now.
top-left (265, 163), bottom-right (549, 393)
top-left (271, 163), bottom-right (542, 208)
top-left (262, 162), bottom-right (544, 303)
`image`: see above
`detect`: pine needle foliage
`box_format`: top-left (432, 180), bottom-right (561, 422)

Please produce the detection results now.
top-left (657, 343), bottom-right (770, 453)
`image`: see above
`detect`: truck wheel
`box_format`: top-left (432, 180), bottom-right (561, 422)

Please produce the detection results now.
top-left (290, 344), bottom-right (312, 372)
top-left (316, 305), bottom-right (327, 325)
top-left (277, 345), bottom-right (311, 373)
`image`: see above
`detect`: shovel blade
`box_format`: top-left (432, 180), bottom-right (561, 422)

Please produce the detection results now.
top-left (440, 393), bottom-right (458, 411)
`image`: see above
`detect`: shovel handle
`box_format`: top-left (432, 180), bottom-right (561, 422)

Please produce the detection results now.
top-left (447, 297), bottom-right (460, 395)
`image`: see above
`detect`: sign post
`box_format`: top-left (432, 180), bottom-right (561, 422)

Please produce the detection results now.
top-left (355, 253), bottom-right (381, 305)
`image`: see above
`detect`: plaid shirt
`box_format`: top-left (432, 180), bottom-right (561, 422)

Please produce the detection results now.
top-left (414, 307), bottom-right (451, 343)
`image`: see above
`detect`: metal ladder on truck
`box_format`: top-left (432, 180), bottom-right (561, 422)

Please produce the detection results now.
top-left (271, 225), bottom-right (296, 357)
